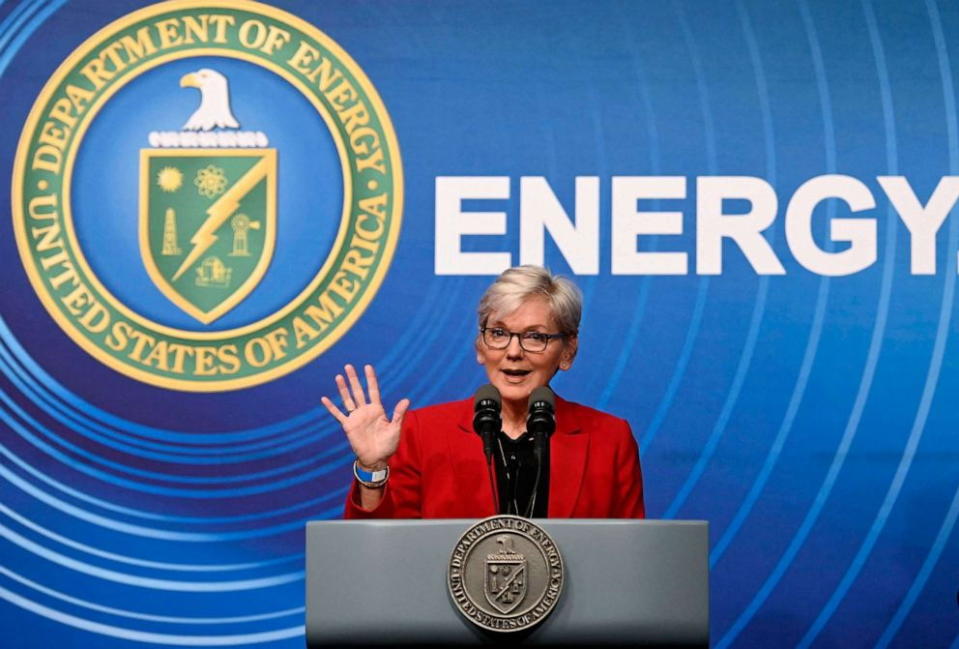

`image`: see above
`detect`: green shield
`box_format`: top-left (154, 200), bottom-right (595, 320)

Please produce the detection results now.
top-left (139, 148), bottom-right (277, 324)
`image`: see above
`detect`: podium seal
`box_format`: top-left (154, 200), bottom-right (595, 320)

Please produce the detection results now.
top-left (448, 515), bottom-right (564, 633)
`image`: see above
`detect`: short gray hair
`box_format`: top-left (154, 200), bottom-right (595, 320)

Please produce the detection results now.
top-left (477, 265), bottom-right (582, 336)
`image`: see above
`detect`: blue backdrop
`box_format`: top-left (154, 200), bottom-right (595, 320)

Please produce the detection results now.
top-left (1, 0), bottom-right (958, 647)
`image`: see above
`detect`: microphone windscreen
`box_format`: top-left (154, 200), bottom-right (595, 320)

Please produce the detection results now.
top-left (529, 386), bottom-right (555, 410)
top-left (474, 384), bottom-right (501, 408)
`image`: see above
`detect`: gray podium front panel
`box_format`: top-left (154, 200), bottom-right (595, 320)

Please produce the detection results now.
top-left (306, 519), bottom-right (708, 647)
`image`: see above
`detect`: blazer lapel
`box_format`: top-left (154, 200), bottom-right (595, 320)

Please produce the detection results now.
top-left (548, 396), bottom-right (589, 518)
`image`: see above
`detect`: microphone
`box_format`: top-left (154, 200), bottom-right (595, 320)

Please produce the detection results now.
top-left (527, 386), bottom-right (556, 438)
top-left (474, 384), bottom-right (502, 515)
top-left (525, 386), bottom-right (555, 518)
top-left (473, 384), bottom-right (502, 465)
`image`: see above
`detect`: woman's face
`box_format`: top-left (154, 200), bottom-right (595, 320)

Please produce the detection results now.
top-left (476, 297), bottom-right (577, 406)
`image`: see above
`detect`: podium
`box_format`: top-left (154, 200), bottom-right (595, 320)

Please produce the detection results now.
top-left (306, 519), bottom-right (708, 647)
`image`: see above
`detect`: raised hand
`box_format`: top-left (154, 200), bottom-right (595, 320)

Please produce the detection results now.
top-left (321, 364), bottom-right (410, 469)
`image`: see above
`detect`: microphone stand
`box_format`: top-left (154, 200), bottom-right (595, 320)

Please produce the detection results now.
top-left (525, 386), bottom-right (556, 518)
top-left (526, 430), bottom-right (546, 518)
top-left (473, 385), bottom-right (502, 515)
top-left (486, 433), bottom-right (500, 516)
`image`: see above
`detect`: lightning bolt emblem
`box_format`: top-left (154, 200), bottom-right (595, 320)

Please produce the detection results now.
top-left (172, 157), bottom-right (270, 282)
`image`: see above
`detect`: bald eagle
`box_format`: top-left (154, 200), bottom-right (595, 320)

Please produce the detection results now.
top-left (180, 68), bottom-right (240, 131)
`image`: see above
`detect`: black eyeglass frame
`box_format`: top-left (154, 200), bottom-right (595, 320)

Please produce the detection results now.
top-left (479, 326), bottom-right (566, 353)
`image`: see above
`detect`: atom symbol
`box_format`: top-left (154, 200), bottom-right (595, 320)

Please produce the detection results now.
top-left (194, 165), bottom-right (227, 198)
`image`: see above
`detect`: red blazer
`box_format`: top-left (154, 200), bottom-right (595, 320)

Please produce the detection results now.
top-left (344, 395), bottom-right (645, 519)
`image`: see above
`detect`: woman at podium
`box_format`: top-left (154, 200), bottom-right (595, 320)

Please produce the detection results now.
top-left (321, 265), bottom-right (644, 519)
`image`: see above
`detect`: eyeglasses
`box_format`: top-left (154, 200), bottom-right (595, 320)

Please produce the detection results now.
top-left (480, 327), bottom-right (565, 353)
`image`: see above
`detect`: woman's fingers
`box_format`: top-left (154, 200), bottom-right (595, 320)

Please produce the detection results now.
top-left (365, 364), bottom-right (381, 405)
top-left (344, 364), bottom-right (367, 407)
top-left (335, 374), bottom-right (356, 412)
top-left (391, 398), bottom-right (410, 426)
top-left (320, 396), bottom-right (348, 424)
top-left (325, 365), bottom-right (406, 466)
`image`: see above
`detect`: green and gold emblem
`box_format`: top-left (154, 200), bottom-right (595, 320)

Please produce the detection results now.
top-left (140, 149), bottom-right (277, 324)
top-left (12, 0), bottom-right (403, 391)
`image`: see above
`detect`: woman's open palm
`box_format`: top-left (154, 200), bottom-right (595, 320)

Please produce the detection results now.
top-left (321, 364), bottom-right (409, 468)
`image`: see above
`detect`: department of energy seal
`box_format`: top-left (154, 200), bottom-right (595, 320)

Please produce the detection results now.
top-left (12, 0), bottom-right (402, 391)
top-left (448, 516), bottom-right (564, 633)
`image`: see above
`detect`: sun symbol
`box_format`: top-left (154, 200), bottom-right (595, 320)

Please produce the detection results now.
top-left (156, 166), bottom-right (183, 192)
top-left (194, 165), bottom-right (228, 198)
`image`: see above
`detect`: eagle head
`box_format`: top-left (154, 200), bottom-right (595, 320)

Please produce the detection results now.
top-left (180, 68), bottom-right (241, 132)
